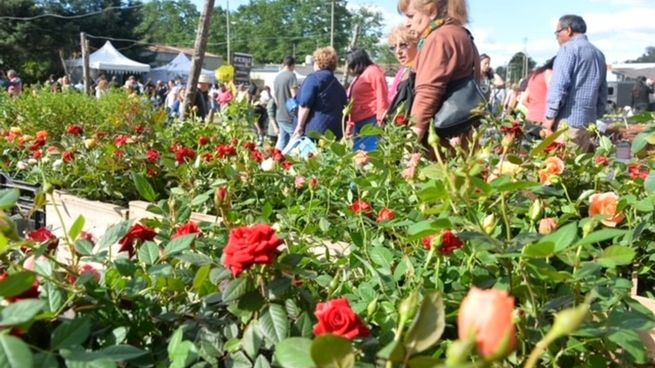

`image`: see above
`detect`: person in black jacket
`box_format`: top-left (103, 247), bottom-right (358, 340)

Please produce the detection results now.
top-left (631, 76), bottom-right (653, 113)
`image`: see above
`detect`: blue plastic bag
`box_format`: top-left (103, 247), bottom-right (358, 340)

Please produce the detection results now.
top-left (282, 136), bottom-right (316, 159)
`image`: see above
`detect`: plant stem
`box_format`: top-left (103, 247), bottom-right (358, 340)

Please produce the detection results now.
top-left (524, 333), bottom-right (555, 368)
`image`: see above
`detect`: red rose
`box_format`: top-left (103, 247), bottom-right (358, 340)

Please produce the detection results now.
top-left (422, 231), bottom-right (464, 255)
top-left (394, 115), bottom-right (408, 126)
top-left (114, 135), bottom-right (129, 147)
top-left (441, 231), bottom-right (464, 254)
top-left (173, 222), bottom-right (202, 240)
top-left (500, 122), bottom-right (522, 138)
top-left (198, 136), bottom-right (210, 146)
top-left (118, 223), bottom-right (157, 257)
top-left (377, 208), bottom-right (396, 223)
top-left (272, 149), bottom-right (285, 163)
top-left (32, 150), bottom-right (42, 160)
top-left (282, 160), bottom-right (293, 171)
top-left (36, 130), bottom-right (48, 142)
top-left (223, 224), bottom-right (283, 277)
top-left (595, 156), bottom-right (609, 166)
top-left (251, 150), bottom-right (264, 163)
top-left (114, 150), bottom-right (125, 159)
top-left (79, 231), bottom-right (95, 244)
top-left (27, 227), bottom-right (59, 251)
top-left (309, 176), bottom-right (319, 190)
top-left (67, 125), bottom-right (84, 136)
top-left (216, 186), bottom-right (229, 205)
top-left (63, 150), bottom-right (75, 163)
top-left (46, 146), bottom-right (60, 155)
top-left (216, 144), bottom-right (237, 159)
top-left (0, 273), bottom-right (40, 302)
top-left (174, 147), bottom-right (196, 164)
top-left (350, 200), bottom-right (373, 216)
top-left (544, 142), bottom-right (565, 154)
top-left (146, 149), bottom-right (160, 164)
top-left (313, 298), bottom-right (371, 340)
top-left (203, 153), bottom-right (214, 162)
top-left (231, 138), bottom-right (239, 146)
top-left (147, 168), bottom-right (158, 178)
top-left (243, 142), bottom-right (257, 152)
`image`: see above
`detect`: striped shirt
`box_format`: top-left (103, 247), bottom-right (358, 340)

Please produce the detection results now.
top-left (546, 35), bottom-right (607, 128)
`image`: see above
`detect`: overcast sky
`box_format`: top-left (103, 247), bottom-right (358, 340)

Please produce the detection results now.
top-left (193, 0), bottom-right (655, 66)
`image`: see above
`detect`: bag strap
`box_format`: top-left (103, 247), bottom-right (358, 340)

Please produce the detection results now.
top-left (319, 76), bottom-right (337, 99)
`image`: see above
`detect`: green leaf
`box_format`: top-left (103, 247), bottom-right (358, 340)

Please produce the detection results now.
top-left (242, 323), bottom-right (262, 360)
top-left (96, 221), bottom-right (130, 254)
top-left (576, 229), bottom-right (627, 247)
top-left (164, 234), bottom-right (195, 257)
top-left (417, 181), bottom-right (447, 202)
top-left (0, 189), bottom-right (19, 210)
top-left (168, 327), bottom-right (197, 368)
top-left (34, 352), bottom-right (59, 368)
top-left (597, 245), bottom-right (636, 268)
top-left (632, 132), bottom-right (649, 155)
top-left (408, 356), bottom-right (441, 368)
top-left (543, 223), bottom-right (578, 253)
top-left (66, 358), bottom-right (115, 368)
top-left (370, 247), bottom-right (394, 271)
top-left (258, 304), bottom-right (288, 344)
top-left (404, 291), bottom-right (445, 355)
top-left (68, 216), bottom-right (85, 241)
top-left (310, 335), bottom-right (354, 368)
top-left (274, 338), bottom-right (314, 368)
top-left (523, 242), bottom-right (556, 258)
top-left (377, 340), bottom-right (405, 363)
top-left (407, 219), bottom-right (452, 240)
top-left (138, 241), bottom-right (159, 265)
top-left (0, 334), bottom-right (33, 368)
top-left (51, 318), bottom-right (91, 350)
top-left (0, 272), bottom-right (36, 298)
top-left (222, 277), bottom-right (252, 303)
top-left (531, 127), bottom-right (568, 156)
top-left (43, 282), bottom-right (64, 313)
top-left (645, 174), bottom-right (655, 194)
top-left (74, 240), bottom-right (94, 256)
top-left (100, 345), bottom-right (147, 361)
top-left (493, 181), bottom-right (540, 193)
top-left (0, 299), bottom-right (45, 326)
top-left (254, 355), bottom-right (271, 368)
top-left (131, 172), bottom-right (158, 202)
top-left (193, 265), bottom-right (211, 291)
top-left (608, 330), bottom-right (648, 364)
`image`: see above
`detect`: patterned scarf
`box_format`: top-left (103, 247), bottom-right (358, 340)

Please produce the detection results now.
top-left (417, 19), bottom-right (447, 50)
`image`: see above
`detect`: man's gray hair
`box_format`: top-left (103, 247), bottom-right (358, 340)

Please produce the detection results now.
top-left (559, 15), bottom-right (587, 34)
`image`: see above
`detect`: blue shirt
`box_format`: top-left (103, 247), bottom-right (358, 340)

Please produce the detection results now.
top-left (546, 34), bottom-right (608, 128)
top-left (298, 69), bottom-right (347, 139)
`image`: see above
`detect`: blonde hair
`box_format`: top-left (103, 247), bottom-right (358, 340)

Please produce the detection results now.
top-left (411, 0), bottom-right (469, 24)
top-left (397, 0), bottom-right (411, 13)
top-left (388, 25), bottom-right (419, 46)
top-left (313, 47), bottom-right (339, 71)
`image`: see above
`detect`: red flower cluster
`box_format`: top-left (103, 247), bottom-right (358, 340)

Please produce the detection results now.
top-left (350, 200), bottom-right (373, 216)
top-left (251, 150), bottom-right (264, 163)
top-left (173, 146), bottom-right (196, 164)
top-left (272, 149), bottom-right (285, 163)
top-left (313, 298), bottom-right (371, 340)
top-left (243, 142), bottom-right (257, 152)
top-left (216, 144), bottom-right (237, 159)
top-left (27, 227), bottom-right (59, 252)
top-left (629, 164), bottom-right (649, 181)
top-left (223, 224), bottom-right (283, 277)
top-left (114, 135), bottom-right (129, 147)
top-left (377, 208), bottom-right (396, 222)
top-left (172, 222), bottom-right (202, 240)
top-left (422, 230), bottom-right (464, 255)
top-left (0, 273), bottom-right (40, 302)
top-left (146, 149), bottom-right (160, 164)
top-left (118, 223), bottom-right (157, 257)
top-left (133, 124), bottom-right (146, 135)
top-left (114, 150), bottom-right (125, 159)
top-left (32, 150), bottom-right (42, 160)
top-left (63, 150), bottom-right (75, 163)
top-left (67, 125), bottom-right (84, 136)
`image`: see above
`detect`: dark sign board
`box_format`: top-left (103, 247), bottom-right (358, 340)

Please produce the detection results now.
top-left (232, 52), bottom-right (253, 85)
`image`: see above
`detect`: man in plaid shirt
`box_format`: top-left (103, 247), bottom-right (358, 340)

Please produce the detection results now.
top-left (544, 14), bottom-right (607, 152)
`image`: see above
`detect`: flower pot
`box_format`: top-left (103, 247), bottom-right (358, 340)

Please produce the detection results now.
top-left (46, 190), bottom-right (129, 239)
top-left (128, 201), bottom-right (221, 225)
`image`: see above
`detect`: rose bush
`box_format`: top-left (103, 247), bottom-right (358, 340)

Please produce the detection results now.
top-left (0, 92), bottom-right (655, 367)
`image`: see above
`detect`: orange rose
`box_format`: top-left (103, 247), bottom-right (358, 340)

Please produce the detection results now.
top-left (539, 218), bottom-right (558, 235)
top-left (539, 157), bottom-right (565, 185)
top-left (458, 288), bottom-right (516, 359)
top-left (589, 192), bottom-right (625, 227)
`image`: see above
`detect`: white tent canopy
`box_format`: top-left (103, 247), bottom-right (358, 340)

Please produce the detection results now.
top-left (148, 53), bottom-right (216, 83)
top-left (70, 41), bottom-right (150, 74)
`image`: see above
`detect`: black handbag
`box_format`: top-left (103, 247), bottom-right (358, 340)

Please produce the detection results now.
top-left (433, 28), bottom-right (488, 129)
top-left (433, 75), bottom-right (488, 129)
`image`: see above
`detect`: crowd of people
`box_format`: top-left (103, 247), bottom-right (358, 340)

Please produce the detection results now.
top-left (2, 0), bottom-right (639, 157)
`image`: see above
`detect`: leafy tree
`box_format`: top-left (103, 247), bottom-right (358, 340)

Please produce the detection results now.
top-left (505, 52), bottom-right (537, 85)
top-left (136, 0), bottom-right (199, 48)
top-left (347, 6), bottom-right (385, 61)
top-left (628, 47), bottom-right (655, 63)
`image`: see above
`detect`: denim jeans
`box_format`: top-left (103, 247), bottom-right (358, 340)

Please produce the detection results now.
top-left (276, 120), bottom-right (295, 151)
